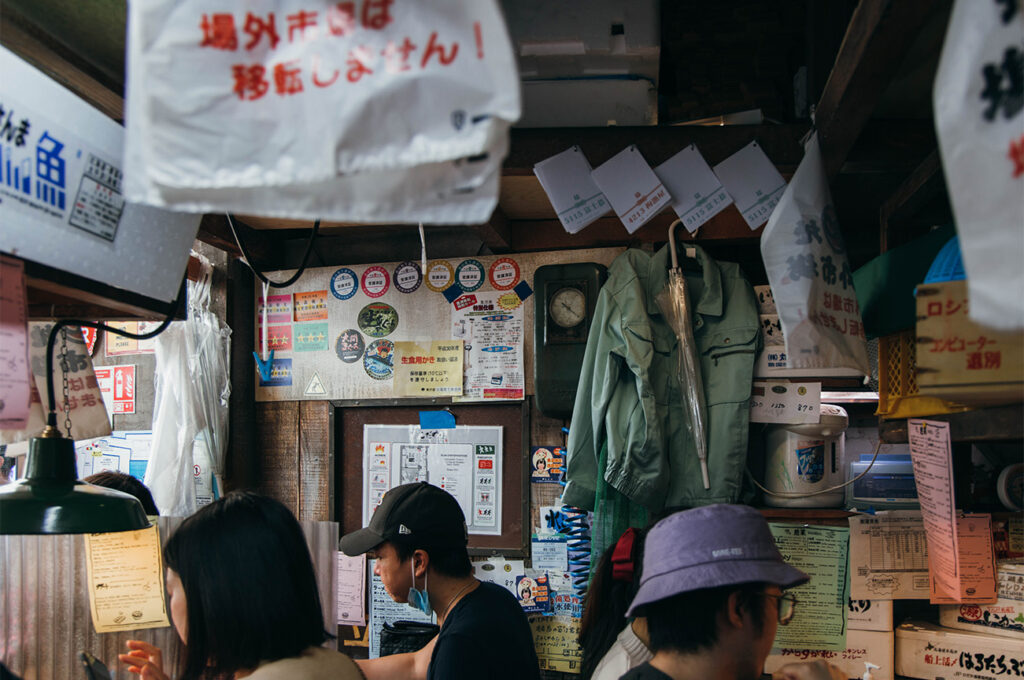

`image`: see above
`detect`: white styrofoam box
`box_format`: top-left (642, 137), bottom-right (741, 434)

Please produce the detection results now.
top-left (939, 562), bottom-right (1024, 639)
top-left (754, 347), bottom-right (864, 379)
top-left (519, 79), bottom-right (656, 128)
top-left (896, 620), bottom-right (1024, 680)
top-left (755, 284), bottom-right (777, 314)
top-left (848, 597), bottom-right (894, 632)
top-left (764, 630), bottom-right (894, 680)
top-left (0, 46), bottom-right (199, 305)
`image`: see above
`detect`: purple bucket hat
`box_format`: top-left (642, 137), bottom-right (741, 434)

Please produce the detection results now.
top-left (626, 504), bottom-right (809, 616)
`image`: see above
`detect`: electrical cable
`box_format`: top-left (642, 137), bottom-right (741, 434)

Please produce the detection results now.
top-left (43, 284), bottom-right (185, 428)
top-left (225, 214), bottom-right (320, 288)
top-left (747, 438), bottom-right (884, 499)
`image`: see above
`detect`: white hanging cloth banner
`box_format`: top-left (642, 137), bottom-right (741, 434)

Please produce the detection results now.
top-left (124, 0), bottom-right (520, 224)
top-left (760, 132), bottom-right (870, 375)
top-left (933, 0), bottom-right (1024, 330)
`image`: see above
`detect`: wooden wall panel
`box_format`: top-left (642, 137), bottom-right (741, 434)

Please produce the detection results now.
top-left (256, 401), bottom-right (299, 512)
top-left (298, 400), bottom-right (333, 521)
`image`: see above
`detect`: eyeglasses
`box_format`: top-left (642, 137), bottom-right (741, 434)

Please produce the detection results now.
top-left (762, 592), bottom-right (797, 625)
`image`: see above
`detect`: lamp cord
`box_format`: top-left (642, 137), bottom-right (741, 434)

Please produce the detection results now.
top-left (226, 214), bottom-right (320, 288)
top-left (43, 285), bottom-right (185, 429)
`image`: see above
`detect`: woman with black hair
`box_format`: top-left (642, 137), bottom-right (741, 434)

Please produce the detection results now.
top-left (118, 492), bottom-right (363, 680)
top-left (578, 527), bottom-right (653, 680)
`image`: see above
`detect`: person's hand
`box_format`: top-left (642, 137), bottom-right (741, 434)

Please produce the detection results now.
top-left (772, 659), bottom-right (847, 680)
top-left (118, 640), bottom-right (170, 680)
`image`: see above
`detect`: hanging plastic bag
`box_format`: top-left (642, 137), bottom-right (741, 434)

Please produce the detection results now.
top-left (146, 255), bottom-right (231, 515)
top-left (760, 132), bottom-right (870, 375)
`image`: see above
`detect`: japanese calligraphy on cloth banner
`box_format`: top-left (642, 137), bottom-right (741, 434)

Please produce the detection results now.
top-left (760, 133), bottom-right (869, 375)
top-left (933, 0), bottom-right (1024, 330)
top-left (124, 0), bottom-right (520, 223)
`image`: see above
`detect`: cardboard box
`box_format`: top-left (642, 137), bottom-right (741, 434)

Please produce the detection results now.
top-left (915, 280), bottom-right (1024, 406)
top-left (764, 630), bottom-right (894, 680)
top-left (848, 597), bottom-right (895, 632)
top-left (939, 562), bottom-right (1024, 639)
top-left (895, 620), bottom-right (1024, 679)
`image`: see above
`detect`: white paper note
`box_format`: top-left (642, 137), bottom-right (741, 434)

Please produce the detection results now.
top-left (849, 511), bottom-right (931, 600)
top-left (655, 144), bottom-right (734, 233)
top-left (0, 255), bottom-right (30, 429)
top-left (749, 381), bottom-right (821, 424)
top-left (590, 145), bottom-right (671, 233)
top-left (533, 146), bottom-right (611, 234)
top-left (713, 141), bottom-right (787, 229)
top-left (337, 552), bottom-right (366, 626)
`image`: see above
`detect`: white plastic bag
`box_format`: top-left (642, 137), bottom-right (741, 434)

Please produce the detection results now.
top-left (760, 132), bottom-right (870, 375)
top-left (933, 0), bottom-right (1024, 330)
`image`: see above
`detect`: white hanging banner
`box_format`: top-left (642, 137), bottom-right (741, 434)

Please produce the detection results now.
top-left (124, 0), bottom-right (520, 223)
top-left (760, 133), bottom-right (869, 375)
top-left (933, 0), bottom-right (1024, 330)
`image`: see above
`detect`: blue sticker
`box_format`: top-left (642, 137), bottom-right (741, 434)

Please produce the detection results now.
top-left (442, 284), bottom-right (463, 303)
top-left (259, 357), bottom-right (293, 387)
top-left (513, 280), bottom-right (534, 301)
top-left (330, 268), bottom-right (358, 300)
top-left (419, 410), bottom-right (456, 429)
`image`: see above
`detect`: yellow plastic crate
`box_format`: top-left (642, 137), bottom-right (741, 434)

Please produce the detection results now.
top-left (876, 329), bottom-right (971, 420)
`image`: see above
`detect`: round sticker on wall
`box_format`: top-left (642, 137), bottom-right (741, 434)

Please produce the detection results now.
top-left (498, 292), bottom-right (522, 310)
top-left (364, 339), bottom-right (395, 380)
top-left (330, 268), bottom-right (358, 300)
top-left (357, 303), bottom-right (399, 337)
top-left (361, 266), bottom-right (391, 298)
top-left (425, 260), bottom-right (454, 292)
top-left (335, 329), bottom-right (365, 363)
top-left (455, 259), bottom-right (485, 292)
top-left (488, 258), bottom-right (521, 291)
top-left (393, 261), bottom-right (422, 294)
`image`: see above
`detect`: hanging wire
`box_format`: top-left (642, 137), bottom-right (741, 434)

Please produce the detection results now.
top-left (225, 214), bottom-right (321, 288)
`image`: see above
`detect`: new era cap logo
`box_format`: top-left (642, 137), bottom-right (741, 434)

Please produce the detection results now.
top-left (398, 524), bottom-right (412, 535)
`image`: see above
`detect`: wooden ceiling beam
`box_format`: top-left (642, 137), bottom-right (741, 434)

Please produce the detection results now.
top-left (474, 208), bottom-right (512, 254)
top-left (815, 0), bottom-right (937, 179)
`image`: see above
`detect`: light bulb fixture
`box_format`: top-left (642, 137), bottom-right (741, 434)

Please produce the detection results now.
top-left (0, 293), bottom-right (181, 534)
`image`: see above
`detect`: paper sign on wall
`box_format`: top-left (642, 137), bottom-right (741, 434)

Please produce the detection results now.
top-left (393, 340), bottom-right (464, 397)
top-left (590, 145), bottom-right (671, 233)
top-left (934, 0), bottom-right (1024, 330)
top-left (713, 140), bottom-right (787, 229)
top-left (533, 146), bottom-right (612, 234)
top-left (104, 322), bottom-right (159, 357)
top-left (337, 552), bottom-right (366, 626)
top-left (749, 381), bottom-right (821, 424)
top-left (849, 511), bottom-right (931, 600)
top-left (655, 144), bottom-right (734, 233)
top-left (84, 524), bottom-right (169, 633)
top-left (0, 255), bottom-right (30, 430)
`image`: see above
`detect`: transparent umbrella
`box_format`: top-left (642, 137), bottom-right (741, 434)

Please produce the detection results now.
top-left (655, 219), bottom-right (710, 489)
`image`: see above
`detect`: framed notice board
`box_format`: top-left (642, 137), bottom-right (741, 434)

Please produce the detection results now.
top-left (336, 402), bottom-right (529, 556)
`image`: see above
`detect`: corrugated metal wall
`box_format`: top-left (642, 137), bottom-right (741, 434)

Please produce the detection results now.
top-left (1, 517), bottom-right (339, 680)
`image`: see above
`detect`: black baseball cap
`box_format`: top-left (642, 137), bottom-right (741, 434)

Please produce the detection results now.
top-left (339, 482), bottom-right (469, 556)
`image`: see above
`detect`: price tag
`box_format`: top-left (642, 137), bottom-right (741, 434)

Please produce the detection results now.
top-left (655, 144), bottom-right (734, 233)
top-left (533, 146), bottom-right (611, 234)
top-left (590, 145), bottom-right (672, 233)
top-left (713, 141), bottom-right (787, 229)
top-left (749, 381), bottom-right (820, 424)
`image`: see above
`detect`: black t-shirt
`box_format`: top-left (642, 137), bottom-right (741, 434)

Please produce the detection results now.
top-left (427, 581), bottom-right (541, 680)
top-left (620, 662), bottom-right (674, 680)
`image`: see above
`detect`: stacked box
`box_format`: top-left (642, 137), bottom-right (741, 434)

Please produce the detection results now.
top-left (848, 597), bottom-right (894, 632)
top-left (939, 562), bottom-right (1024, 639)
top-left (764, 630), bottom-right (894, 680)
top-left (895, 620), bottom-right (1024, 680)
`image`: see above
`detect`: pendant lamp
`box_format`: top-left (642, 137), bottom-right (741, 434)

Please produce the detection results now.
top-left (0, 313), bottom-right (175, 534)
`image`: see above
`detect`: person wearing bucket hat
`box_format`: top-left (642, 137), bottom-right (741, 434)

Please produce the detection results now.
top-left (340, 482), bottom-right (540, 680)
top-left (618, 504), bottom-right (845, 680)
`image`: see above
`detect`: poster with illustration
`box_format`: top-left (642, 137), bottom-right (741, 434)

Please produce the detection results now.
top-left (516, 573), bottom-right (551, 615)
top-left (530, 446), bottom-right (565, 483)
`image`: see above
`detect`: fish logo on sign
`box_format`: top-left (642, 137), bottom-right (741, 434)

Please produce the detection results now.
top-left (304, 372), bottom-right (327, 396)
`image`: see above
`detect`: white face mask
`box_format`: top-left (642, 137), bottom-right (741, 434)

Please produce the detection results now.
top-left (407, 558), bottom-right (430, 615)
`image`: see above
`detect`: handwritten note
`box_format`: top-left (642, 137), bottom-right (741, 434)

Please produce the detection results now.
top-left (533, 146), bottom-right (611, 234)
top-left (590, 145), bottom-right (671, 233)
top-left (713, 141), bottom-right (787, 229)
top-left (336, 552), bottom-right (366, 626)
top-left (769, 524), bottom-right (849, 651)
top-left (530, 615), bottom-right (583, 674)
top-left (749, 381), bottom-right (821, 424)
top-left (849, 511), bottom-right (931, 600)
top-left (655, 144), bottom-right (734, 233)
top-left (0, 255), bottom-right (30, 430)
top-left (907, 419), bottom-right (961, 602)
top-left (84, 524), bottom-right (169, 634)
top-left (930, 514), bottom-right (998, 605)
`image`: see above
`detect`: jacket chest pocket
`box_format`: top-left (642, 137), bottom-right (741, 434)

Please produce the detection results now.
top-left (699, 326), bottom-right (758, 405)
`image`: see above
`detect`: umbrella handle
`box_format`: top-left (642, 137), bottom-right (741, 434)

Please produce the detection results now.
top-left (667, 219), bottom-right (682, 270)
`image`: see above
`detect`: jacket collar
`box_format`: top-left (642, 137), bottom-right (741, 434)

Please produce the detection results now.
top-left (646, 243), bottom-right (724, 319)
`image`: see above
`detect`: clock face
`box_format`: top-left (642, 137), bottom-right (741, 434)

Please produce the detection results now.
top-left (549, 287), bottom-right (587, 328)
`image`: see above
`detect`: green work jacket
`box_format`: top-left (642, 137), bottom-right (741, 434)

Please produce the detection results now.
top-left (564, 244), bottom-right (759, 512)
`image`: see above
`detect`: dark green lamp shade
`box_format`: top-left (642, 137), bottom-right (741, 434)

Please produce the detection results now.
top-left (0, 431), bottom-right (150, 534)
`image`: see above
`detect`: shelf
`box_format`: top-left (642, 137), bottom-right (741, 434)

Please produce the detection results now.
top-left (879, 404), bottom-right (1024, 443)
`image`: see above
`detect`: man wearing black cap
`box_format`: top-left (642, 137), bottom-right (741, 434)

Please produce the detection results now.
top-left (341, 482), bottom-right (541, 680)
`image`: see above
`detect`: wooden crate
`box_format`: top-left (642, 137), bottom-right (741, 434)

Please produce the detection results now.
top-left (915, 280), bottom-right (1024, 406)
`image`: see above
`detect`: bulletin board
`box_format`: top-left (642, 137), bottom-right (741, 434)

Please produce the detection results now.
top-left (253, 248), bottom-right (623, 402)
top-left (338, 403), bottom-right (528, 555)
